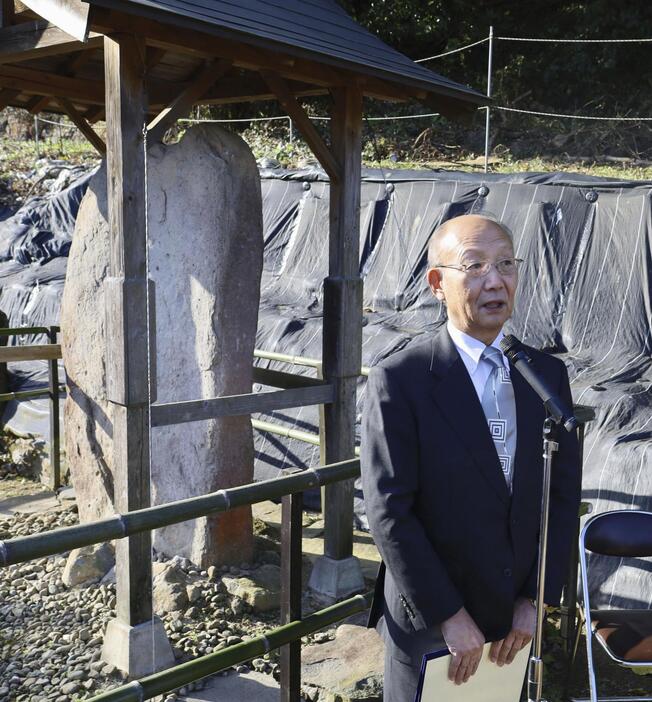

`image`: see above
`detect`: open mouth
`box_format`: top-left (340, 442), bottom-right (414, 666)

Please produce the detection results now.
top-left (482, 301), bottom-right (506, 311)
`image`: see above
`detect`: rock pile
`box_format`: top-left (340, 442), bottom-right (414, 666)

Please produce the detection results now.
top-left (0, 508), bottom-right (286, 701)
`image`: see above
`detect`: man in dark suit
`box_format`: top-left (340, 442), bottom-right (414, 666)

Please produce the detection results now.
top-left (361, 214), bottom-right (581, 701)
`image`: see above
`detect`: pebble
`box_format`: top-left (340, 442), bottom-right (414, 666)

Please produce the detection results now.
top-left (0, 500), bottom-right (285, 701)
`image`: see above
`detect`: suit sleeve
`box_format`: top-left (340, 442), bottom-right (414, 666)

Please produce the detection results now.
top-left (361, 365), bottom-right (464, 631)
top-left (520, 359), bottom-right (582, 605)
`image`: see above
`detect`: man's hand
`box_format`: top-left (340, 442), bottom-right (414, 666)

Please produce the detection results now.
top-left (489, 597), bottom-right (536, 666)
top-left (440, 607), bottom-right (485, 684)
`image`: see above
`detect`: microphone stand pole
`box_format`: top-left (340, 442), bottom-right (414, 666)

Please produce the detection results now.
top-left (528, 416), bottom-right (560, 702)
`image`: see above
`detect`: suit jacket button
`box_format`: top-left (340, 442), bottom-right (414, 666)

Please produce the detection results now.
top-left (504, 568), bottom-right (512, 577)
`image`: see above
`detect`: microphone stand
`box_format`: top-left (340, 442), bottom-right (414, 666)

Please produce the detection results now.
top-left (528, 415), bottom-right (560, 702)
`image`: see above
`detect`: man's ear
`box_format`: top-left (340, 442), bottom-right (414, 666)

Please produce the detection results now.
top-left (426, 267), bottom-right (446, 303)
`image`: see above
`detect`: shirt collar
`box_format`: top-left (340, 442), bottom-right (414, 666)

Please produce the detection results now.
top-left (446, 320), bottom-right (507, 372)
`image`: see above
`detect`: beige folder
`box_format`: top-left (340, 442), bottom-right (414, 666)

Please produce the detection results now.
top-left (415, 642), bottom-right (530, 702)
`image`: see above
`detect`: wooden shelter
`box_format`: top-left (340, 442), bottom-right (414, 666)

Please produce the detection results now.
top-left (0, 0), bottom-right (487, 675)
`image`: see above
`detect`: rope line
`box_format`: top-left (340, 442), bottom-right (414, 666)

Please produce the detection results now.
top-left (415, 37), bottom-right (490, 61)
top-left (495, 35), bottom-right (652, 43)
top-left (494, 105), bottom-right (652, 121)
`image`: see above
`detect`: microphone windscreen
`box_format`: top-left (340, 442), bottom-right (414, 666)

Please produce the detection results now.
top-left (500, 334), bottom-right (523, 360)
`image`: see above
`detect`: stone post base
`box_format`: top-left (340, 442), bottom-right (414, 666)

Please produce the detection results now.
top-left (101, 616), bottom-right (175, 678)
top-left (308, 555), bottom-right (365, 601)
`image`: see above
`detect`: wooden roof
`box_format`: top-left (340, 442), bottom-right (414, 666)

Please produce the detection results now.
top-left (88, 0), bottom-right (485, 107)
top-left (0, 0), bottom-right (487, 125)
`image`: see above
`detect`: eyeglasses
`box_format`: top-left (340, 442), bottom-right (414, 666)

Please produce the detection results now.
top-left (434, 257), bottom-right (523, 278)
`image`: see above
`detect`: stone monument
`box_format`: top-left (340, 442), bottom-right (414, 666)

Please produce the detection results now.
top-left (61, 124), bottom-right (263, 567)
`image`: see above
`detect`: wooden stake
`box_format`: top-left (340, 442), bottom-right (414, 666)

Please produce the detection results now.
top-left (147, 58), bottom-right (230, 142)
top-left (59, 97), bottom-right (106, 154)
top-left (262, 69), bottom-right (340, 183)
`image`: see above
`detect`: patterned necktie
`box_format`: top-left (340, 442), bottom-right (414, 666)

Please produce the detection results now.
top-left (480, 346), bottom-right (517, 491)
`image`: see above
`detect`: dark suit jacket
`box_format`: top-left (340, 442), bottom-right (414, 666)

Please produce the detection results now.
top-left (361, 326), bottom-right (581, 657)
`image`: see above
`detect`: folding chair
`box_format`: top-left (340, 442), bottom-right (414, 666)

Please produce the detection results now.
top-left (572, 509), bottom-right (652, 702)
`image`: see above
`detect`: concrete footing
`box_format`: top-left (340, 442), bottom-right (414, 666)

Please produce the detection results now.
top-left (101, 616), bottom-right (175, 678)
top-left (308, 555), bottom-right (365, 600)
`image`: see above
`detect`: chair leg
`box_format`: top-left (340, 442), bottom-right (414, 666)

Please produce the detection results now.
top-left (564, 609), bottom-right (584, 700)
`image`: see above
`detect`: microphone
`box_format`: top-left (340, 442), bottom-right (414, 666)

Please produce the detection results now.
top-left (500, 335), bottom-right (577, 432)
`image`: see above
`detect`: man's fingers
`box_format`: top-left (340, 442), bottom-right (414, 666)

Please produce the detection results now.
top-left (489, 639), bottom-right (503, 663)
top-left (449, 650), bottom-right (483, 684)
top-left (447, 652), bottom-right (462, 682)
top-left (505, 632), bottom-right (533, 663)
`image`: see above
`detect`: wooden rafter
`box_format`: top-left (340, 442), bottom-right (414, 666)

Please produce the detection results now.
top-left (84, 104), bottom-right (104, 123)
top-left (147, 58), bottom-right (231, 142)
top-left (0, 20), bottom-right (102, 64)
top-left (90, 8), bottom-right (343, 89)
top-left (27, 95), bottom-right (50, 113)
top-left (27, 46), bottom-right (99, 115)
top-left (261, 69), bottom-right (340, 183)
top-left (58, 97), bottom-right (106, 155)
top-left (0, 63), bottom-right (104, 101)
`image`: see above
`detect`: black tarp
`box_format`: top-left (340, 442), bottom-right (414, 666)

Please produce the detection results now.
top-left (1, 165), bottom-right (650, 607)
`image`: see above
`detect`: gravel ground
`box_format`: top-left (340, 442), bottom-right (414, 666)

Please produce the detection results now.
top-left (0, 495), bottom-right (337, 702)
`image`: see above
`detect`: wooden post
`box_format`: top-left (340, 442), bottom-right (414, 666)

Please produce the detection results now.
top-left (101, 33), bottom-right (172, 676)
top-left (280, 489), bottom-right (303, 702)
top-left (0, 0), bottom-right (14, 28)
top-left (47, 325), bottom-right (60, 491)
top-left (309, 86), bottom-right (365, 598)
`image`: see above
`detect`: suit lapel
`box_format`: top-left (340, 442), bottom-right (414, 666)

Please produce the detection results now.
top-left (428, 328), bottom-right (511, 505)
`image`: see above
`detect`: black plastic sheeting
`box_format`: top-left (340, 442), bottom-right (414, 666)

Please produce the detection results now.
top-left (0, 166), bottom-right (650, 607)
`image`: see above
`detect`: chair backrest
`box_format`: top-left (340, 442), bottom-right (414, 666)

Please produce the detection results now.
top-left (583, 510), bottom-right (652, 557)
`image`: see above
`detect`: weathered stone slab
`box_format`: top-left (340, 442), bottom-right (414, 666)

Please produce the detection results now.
top-left (302, 624), bottom-right (384, 702)
top-left (153, 561), bottom-right (190, 615)
top-left (62, 542), bottom-right (115, 587)
top-left (61, 125), bottom-right (263, 566)
top-left (222, 563), bottom-right (281, 612)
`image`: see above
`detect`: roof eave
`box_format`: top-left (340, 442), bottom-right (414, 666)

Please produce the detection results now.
top-left (84, 0), bottom-right (487, 115)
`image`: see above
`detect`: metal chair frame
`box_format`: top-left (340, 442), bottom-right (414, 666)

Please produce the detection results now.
top-left (571, 509), bottom-right (652, 702)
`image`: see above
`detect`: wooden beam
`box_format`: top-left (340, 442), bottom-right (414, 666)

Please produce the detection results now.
top-left (252, 366), bottom-right (327, 390)
top-left (0, 344), bottom-right (61, 362)
top-left (0, 20), bottom-right (102, 64)
top-left (31, 50), bottom-right (101, 114)
top-left (150, 384), bottom-right (335, 428)
top-left (84, 104), bottom-right (104, 122)
top-left (90, 8), bottom-right (344, 89)
top-left (0, 64), bottom-right (104, 102)
top-left (1, 0), bottom-right (15, 28)
top-left (261, 70), bottom-right (340, 182)
top-left (19, 0), bottom-right (90, 42)
top-left (27, 94), bottom-right (49, 113)
top-left (201, 85), bottom-right (326, 106)
top-left (147, 58), bottom-right (230, 142)
top-left (58, 97), bottom-right (106, 154)
top-left (145, 46), bottom-right (166, 73)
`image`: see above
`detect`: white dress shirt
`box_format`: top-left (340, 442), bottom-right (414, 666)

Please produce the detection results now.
top-left (446, 320), bottom-right (509, 402)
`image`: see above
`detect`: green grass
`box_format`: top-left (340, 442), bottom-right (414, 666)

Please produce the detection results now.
top-left (3, 132), bottom-right (652, 188)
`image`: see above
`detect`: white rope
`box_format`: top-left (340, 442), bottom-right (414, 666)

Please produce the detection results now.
top-left (35, 116), bottom-right (70, 127)
top-left (178, 115), bottom-right (291, 124)
top-left (416, 37), bottom-right (490, 61)
top-left (494, 105), bottom-right (652, 121)
top-left (367, 112), bottom-right (440, 121)
top-left (496, 35), bottom-right (652, 43)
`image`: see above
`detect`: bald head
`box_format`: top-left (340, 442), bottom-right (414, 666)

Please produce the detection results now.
top-left (427, 215), bottom-right (513, 268)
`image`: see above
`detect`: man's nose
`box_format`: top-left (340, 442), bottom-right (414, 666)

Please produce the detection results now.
top-left (483, 265), bottom-right (505, 288)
